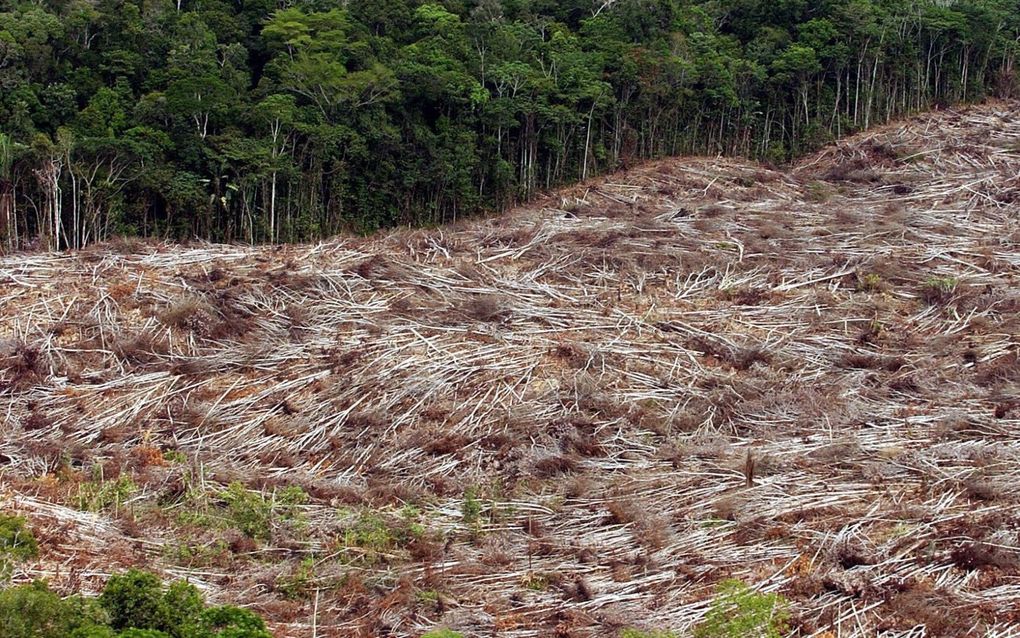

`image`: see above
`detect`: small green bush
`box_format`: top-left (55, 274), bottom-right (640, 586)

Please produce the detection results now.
top-left (461, 487), bottom-right (481, 526)
top-left (921, 276), bottom-right (958, 305)
top-left (343, 511), bottom-right (396, 553)
top-left (162, 450), bottom-right (187, 464)
top-left (857, 273), bottom-right (883, 292)
top-left (216, 482), bottom-right (310, 542)
top-left (0, 581), bottom-right (108, 638)
top-left (77, 477), bottom-right (138, 513)
top-left (0, 514), bottom-right (39, 562)
top-left (0, 514), bottom-right (39, 583)
top-left (273, 485), bottom-right (310, 532)
top-left (336, 507), bottom-right (427, 564)
top-left (277, 557), bottom-right (315, 600)
top-left (693, 579), bottom-right (789, 638)
top-left (220, 482), bottom-right (272, 541)
top-left (805, 181), bottom-right (832, 203)
top-left (161, 581), bottom-right (207, 637)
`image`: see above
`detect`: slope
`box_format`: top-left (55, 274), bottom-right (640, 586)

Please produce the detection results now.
top-left (1, 101), bottom-right (1020, 637)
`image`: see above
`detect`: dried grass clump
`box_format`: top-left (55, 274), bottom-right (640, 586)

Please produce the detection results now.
top-left (604, 498), bottom-right (671, 550)
top-left (823, 158), bottom-right (883, 183)
top-left (21, 410), bottom-right (53, 432)
top-left (107, 234), bottom-right (147, 254)
top-left (157, 294), bottom-right (216, 330)
top-left (975, 352), bottom-right (1019, 387)
top-left (688, 336), bottom-right (771, 371)
top-left (722, 287), bottom-right (772, 306)
top-left (0, 339), bottom-right (46, 388)
top-left (112, 330), bottom-right (170, 364)
top-left (950, 540), bottom-right (1020, 571)
top-left (532, 454), bottom-right (579, 478)
top-left (421, 433), bottom-right (470, 456)
top-left (730, 347), bottom-right (771, 371)
top-left (457, 294), bottom-right (510, 323)
top-left (961, 478), bottom-right (1003, 502)
top-left (837, 351), bottom-right (906, 371)
top-left (711, 495), bottom-right (746, 522)
top-left (351, 255), bottom-right (409, 281)
top-left (830, 540), bottom-right (877, 569)
top-left (807, 439), bottom-right (864, 469)
top-left (882, 584), bottom-right (979, 635)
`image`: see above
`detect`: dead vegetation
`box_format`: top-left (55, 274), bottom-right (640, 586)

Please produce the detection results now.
top-left (2, 101), bottom-right (1020, 637)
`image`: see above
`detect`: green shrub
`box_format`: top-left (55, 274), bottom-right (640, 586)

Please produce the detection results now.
top-left (0, 513), bottom-right (39, 581)
top-left (0, 514), bottom-right (39, 562)
top-left (1, 571), bottom-right (272, 638)
top-left (857, 273), bottom-right (883, 292)
top-left (693, 579), bottom-right (789, 638)
top-left (101, 570), bottom-right (172, 633)
top-left (461, 487), bottom-right (481, 526)
top-left (921, 276), bottom-right (958, 305)
top-left (337, 507), bottom-right (427, 564)
top-left (273, 485), bottom-right (310, 532)
top-left (77, 477), bottom-right (138, 513)
top-left (805, 181), bottom-right (832, 202)
top-left (161, 581), bottom-right (206, 637)
top-left (200, 605), bottom-right (272, 638)
top-left (162, 450), bottom-right (188, 464)
top-left (166, 540), bottom-right (230, 568)
top-left (220, 482), bottom-right (272, 541)
top-left (277, 557), bottom-right (316, 600)
top-left (343, 511), bottom-right (396, 552)
top-left (0, 581), bottom-right (108, 638)
top-left (520, 572), bottom-right (548, 591)
top-left (0, 580), bottom-right (76, 638)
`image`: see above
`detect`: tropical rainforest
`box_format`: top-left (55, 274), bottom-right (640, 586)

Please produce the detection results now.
top-left (0, 0), bottom-right (1017, 247)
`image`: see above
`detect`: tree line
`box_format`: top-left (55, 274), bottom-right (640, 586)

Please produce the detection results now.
top-left (0, 0), bottom-right (1017, 248)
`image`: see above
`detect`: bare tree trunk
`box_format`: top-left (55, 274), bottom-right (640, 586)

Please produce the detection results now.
top-left (582, 101), bottom-right (596, 181)
top-left (0, 183), bottom-right (11, 252)
top-left (35, 158), bottom-right (63, 250)
top-left (270, 171), bottom-right (277, 243)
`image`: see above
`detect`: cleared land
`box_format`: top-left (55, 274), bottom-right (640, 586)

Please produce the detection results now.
top-left (2, 101), bottom-right (1020, 637)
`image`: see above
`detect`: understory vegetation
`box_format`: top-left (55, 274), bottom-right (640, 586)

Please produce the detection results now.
top-left (0, 0), bottom-right (1018, 247)
top-left (0, 517), bottom-right (271, 638)
top-left (0, 574), bottom-right (273, 638)
top-left (0, 514), bottom-right (39, 581)
top-left (621, 580), bottom-right (789, 638)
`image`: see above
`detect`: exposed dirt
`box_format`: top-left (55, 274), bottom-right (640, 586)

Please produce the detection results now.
top-left (2, 101), bottom-right (1020, 637)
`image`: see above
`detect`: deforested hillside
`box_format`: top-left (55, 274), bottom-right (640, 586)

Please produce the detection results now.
top-left (2, 101), bottom-right (1020, 637)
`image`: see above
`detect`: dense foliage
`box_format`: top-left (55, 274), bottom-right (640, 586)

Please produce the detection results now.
top-left (0, 514), bottom-right (39, 581)
top-left (0, 0), bottom-right (1017, 246)
top-left (0, 514), bottom-right (39, 563)
top-left (0, 570), bottom-right (272, 638)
